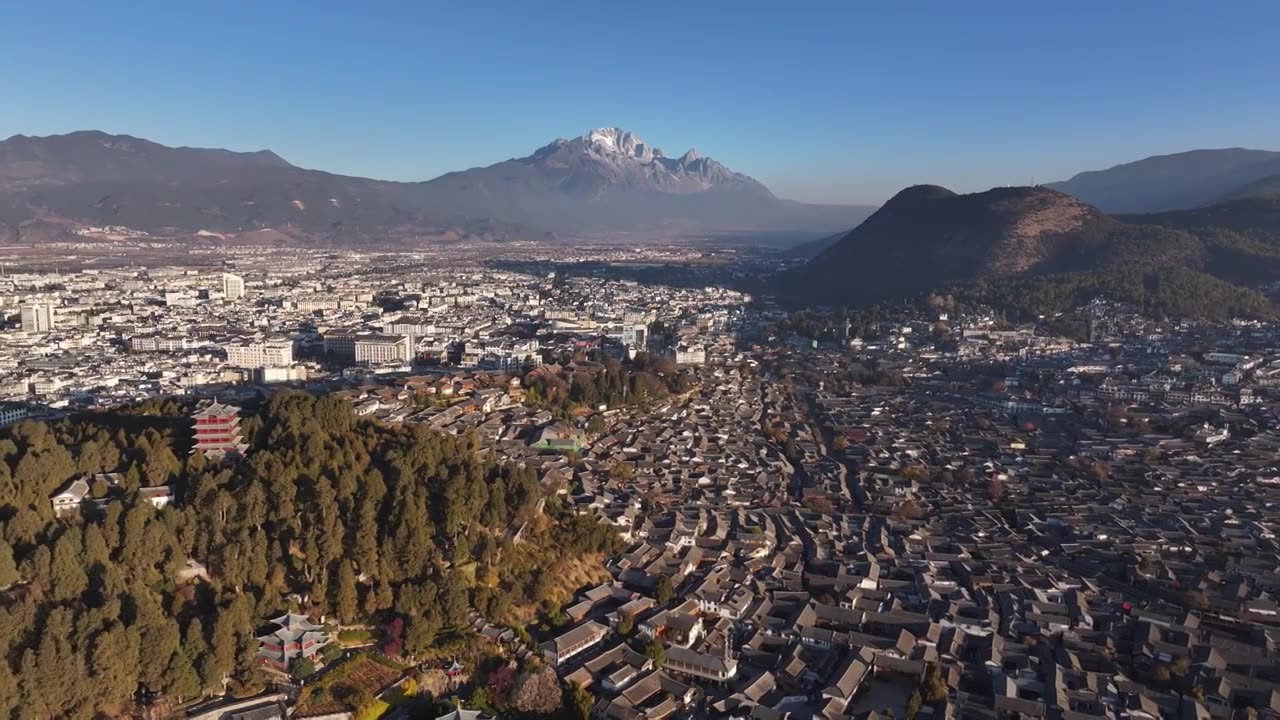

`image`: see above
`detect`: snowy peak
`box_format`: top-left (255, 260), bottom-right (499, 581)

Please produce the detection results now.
top-left (416, 125), bottom-right (882, 234)
top-left (584, 127), bottom-right (661, 163)
top-left (525, 127), bottom-right (771, 198)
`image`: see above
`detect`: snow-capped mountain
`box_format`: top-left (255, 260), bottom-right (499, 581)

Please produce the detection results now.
top-left (523, 127), bottom-right (773, 197)
top-left (417, 127), bottom-right (868, 232)
top-left (0, 128), bottom-right (874, 243)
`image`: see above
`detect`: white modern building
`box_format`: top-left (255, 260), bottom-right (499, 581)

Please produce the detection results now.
top-left (224, 338), bottom-right (294, 368)
top-left (223, 272), bottom-right (245, 300)
top-left (20, 303), bottom-right (55, 333)
top-left (622, 311), bottom-right (651, 357)
top-left (675, 343), bottom-right (707, 365)
top-left (355, 334), bottom-right (412, 365)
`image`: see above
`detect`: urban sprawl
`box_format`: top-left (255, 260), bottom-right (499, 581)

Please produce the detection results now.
top-left (6, 243), bottom-right (1280, 720)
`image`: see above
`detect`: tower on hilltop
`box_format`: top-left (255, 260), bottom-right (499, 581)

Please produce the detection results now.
top-left (190, 401), bottom-right (248, 459)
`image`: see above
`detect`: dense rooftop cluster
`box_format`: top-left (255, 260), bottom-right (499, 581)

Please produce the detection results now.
top-left (509, 295), bottom-right (1280, 720)
top-left (5, 244), bottom-right (1280, 720)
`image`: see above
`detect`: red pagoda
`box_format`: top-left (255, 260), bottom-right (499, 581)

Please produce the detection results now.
top-left (190, 401), bottom-right (248, 459)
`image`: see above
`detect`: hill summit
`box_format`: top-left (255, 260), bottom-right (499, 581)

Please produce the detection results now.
top-left (779, 182), bottom-right (1279, 320)
top-left (782, 184), bottom-right (1119, 304)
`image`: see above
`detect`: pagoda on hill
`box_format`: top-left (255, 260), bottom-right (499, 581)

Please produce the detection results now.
top-left (190, 401), bottom-right (248, 459)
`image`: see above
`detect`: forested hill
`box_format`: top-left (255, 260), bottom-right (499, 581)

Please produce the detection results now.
top-left (778, 184), bottom-right (1280, 320)
top-left (0, 392), bottom-right (621, 719)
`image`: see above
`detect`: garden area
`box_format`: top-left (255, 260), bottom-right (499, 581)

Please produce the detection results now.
top-left (338, 627), bottom-right (384, 647)
top-left (294, 652), bottom-right (408, 718)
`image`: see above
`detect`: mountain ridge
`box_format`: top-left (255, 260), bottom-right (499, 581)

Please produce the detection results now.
top-left (1048, 148), bottom-right (1280, 213)
top-left (0, 128), bottom-right (872, 243)
top-left (781, 184), bottom-right (1120, 304)
top-left (414, 127), bottom-right (868, 232)
top-left (779, 182), bottom-right (1279, 319)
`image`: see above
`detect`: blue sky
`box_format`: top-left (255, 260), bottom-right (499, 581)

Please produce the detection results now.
top-left (2, 1), bottom-right (1278, 204)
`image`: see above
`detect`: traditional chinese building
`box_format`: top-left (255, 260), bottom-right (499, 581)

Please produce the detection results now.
top-left (191, 401), bottom-right (248, 459)
top-left (255, 613), bottom-right (333, 671)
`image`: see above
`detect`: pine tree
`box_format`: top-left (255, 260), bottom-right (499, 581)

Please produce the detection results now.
top-left (90, 623), bottom-right (140, 709)
top-left (119, 502), bottom-right (150, 570)
top-left (0, 654), bottom-right (18, 719)
top-left (164, 649), bottom-right (202, 702)
top-left (440, 571), bottom-right (470, 628)
top-left (208, 608), bottom-right (238, 689)
top-left (0, 538), bottom-right (19, 588)
top-left (405, 612), bottom-right (440, 657)
top-left (137, 609), bottom-right (180, 690)
top-left (246, 528), bottom-right (270, 588)
top-left (49, 529), bottom-right (88, 601)
top-left (335, 561), bottom-right (359, 623)
top-left (643, 638), bottom-right (665, 667)
top-left (315, 477), bottom-right (344, 566)
top-left (184, 617), bottom-right (209, 667)
top-left (143, 443), bottom-right (181, 486)
top-left (354, 498), bottom-right (380, 572)
top-left (28, 609), bottom-right (85, 717)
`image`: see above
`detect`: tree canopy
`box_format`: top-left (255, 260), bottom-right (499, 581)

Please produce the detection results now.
top-left (0, 390), bottom-right (620, 718)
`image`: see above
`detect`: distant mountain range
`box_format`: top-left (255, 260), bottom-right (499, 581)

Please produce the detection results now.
top-left (9, 128), bottom-right (1280, 318)
top-left (0, 128), bottom-right (873, 245)
top-left (1048, 148), bottom-right (1280, 213)
top-left (780, 184), bottom-right (1280, 320)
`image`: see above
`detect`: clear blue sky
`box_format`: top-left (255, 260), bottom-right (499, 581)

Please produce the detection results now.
top-left (2, 1), bottom-right (1278, 204)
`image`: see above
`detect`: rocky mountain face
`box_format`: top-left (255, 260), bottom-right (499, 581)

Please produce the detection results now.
top-left (417, 127), bottom-right (869, 232)
top-left (0, 128), bottom-right (872, 244)
top-left (1049, 148), bottom-right (1280, 213)
top-left (778, 183), bottom-right (1279, 318)
top-left (523, 127), bottom-right (773, 197)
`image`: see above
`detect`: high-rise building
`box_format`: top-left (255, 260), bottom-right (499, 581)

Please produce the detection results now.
top-left (19, 303), bottom-right (55, 333)
top-left (191, 401), bottom-right (248, 459)
top-left (622, 311), bottom-right (651, 357)
top-left (223, 272), bottom-right (245, 300)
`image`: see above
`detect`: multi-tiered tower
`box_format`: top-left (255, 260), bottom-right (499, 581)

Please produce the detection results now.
top-left (190, 401), bottom-right (248, 459)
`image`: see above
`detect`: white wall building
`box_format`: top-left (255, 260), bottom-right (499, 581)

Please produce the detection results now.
top-left (223, 272), bottom-right (245, 300)
top-left (20, 303), bottom-right (55, 333)
top-left (224, 338), bottom-right (294, 368)
top-left (354, 334), bottom-right (412, 365)
top-left (675, 344), bottom-right (706, 365)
